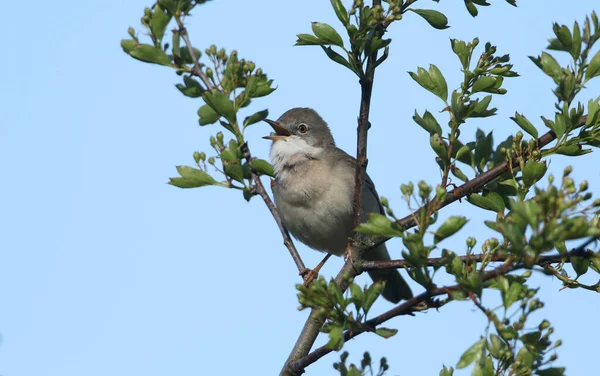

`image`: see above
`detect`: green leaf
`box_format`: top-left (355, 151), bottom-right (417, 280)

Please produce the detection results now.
top-left (536, 368), bottom-right (566, 376)
top-left (202, 91), bottom-right (236, 124)
top-left (349, 283), bottom-right (364, 309)
top-left (150, 4), bottom-right (171, 42)
top-left (321, 46), bottom-right (353, 72)
top-left (511, 112), bottom-right (539, 139)
top-left (169, 166), bottom-right (218, 188)
top-left (311, 22), bottom-right (344, 47)
top-left (120, 39), bottom-right (137, 54)
top-left (502, 281), bottom-right (523, 309)
top-left (249, 158), bottom-right (275, 177)
top-left (127, 43), bottom-right (172, 66)
top-left (243, 109), bottom-right (268, 129)
top-left (570, 255), bottom-right (589, 277)
top-left (410, 9), bottom-right (449, 30)
top-left (158, 0), bottom-right (178, 14)
top-left (451, 39), bottom-right (469, 69)
top-left (434, 216), bottom-right (468, 244)
top-left (325, 325), bottom-right (345, 350)
top-left (409, 65), bottom-right (448, 102)
top-left (467, 192), bottom-right (505, 212)
top-left (330, 0), bottom-right (349, 26)
top-left (375, 327), bottom-right (398, 339)
top-left (571, 21), bottom-right (582, 60)
top-left (413, 110), bottom-right (443, 135)
top-left (522, 161), bottom-right (547, 187)
top-left (471, 76), bottom-right (496, 93)
top-left (363, 281), bottom-right (385, 313)
top-left (197, 104), bottom-right (220, 125)
top-left (529, 52), bottom-right (562, 82)
top-left (224, 163), bottom-right (244, 183)
top-left (440, 365), bottom-right (454, 376)
top-left (356, 213), bottom-right (404, 237)
top-left (295, 33), bottom-right (323, 46)
top-left (430, 133), bottom-right (449, 162)
top-left (586, 49), bottom-right (600, 80)
top-left (176, 75), bottom-right (204, 98)
top-left (456, 338), bottom-right (485, 368)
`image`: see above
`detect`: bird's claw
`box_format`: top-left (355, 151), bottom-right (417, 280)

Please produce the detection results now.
top-left (300, 268), bottom-right (319, 286)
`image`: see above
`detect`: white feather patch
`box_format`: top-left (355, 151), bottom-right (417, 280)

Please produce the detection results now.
top-left (269, 136), bottom-right (324, 176)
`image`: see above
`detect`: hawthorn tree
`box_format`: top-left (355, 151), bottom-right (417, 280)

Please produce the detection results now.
top-left (122, 1), bottom-right (600, 375)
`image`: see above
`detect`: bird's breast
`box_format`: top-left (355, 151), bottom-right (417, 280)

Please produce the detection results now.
top-left (272, 161), bottom-right (354, 255)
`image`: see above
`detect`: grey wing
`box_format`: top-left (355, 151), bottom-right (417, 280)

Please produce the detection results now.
top-left (335, 148), bottom-right (385, 221)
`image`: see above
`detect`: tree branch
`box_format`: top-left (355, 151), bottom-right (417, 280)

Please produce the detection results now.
top-left (289, 238), bottom-right (599, 372)
top-left (174, 16), bottom-right (215, 92)
top-left (281, 115), bottom-right (590, 375)
top-left (241, 143), bottom-right (306, 274)
top-left (365, 115), bottom-right (588, 252)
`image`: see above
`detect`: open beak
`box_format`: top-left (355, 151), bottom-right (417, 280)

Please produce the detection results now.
top-left (262, 119), bottom-right (292, 141)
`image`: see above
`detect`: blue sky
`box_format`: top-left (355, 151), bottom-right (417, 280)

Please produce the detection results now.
top-left (1, 1), bottom-right (599, 375)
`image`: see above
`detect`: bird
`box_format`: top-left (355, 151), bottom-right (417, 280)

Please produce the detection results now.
top-left (262, 107), bottom-right (412, 303)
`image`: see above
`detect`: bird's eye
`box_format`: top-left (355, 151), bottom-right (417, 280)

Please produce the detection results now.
top-left (297, 123), bottom-right (308, 134)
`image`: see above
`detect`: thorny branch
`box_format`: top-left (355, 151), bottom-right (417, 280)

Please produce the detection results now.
top-left (288, 238), bottom-right (599, 373)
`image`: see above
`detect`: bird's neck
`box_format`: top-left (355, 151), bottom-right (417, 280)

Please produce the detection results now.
top-left (269, 137), bottom-right (325, 178)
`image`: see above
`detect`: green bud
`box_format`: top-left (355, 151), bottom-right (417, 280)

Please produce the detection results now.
top-left (216, 131), bottom-right (224, 144)
top-left (210, 44), bottom-right (217, 55)
top-left (593, 198), bottom-right (600, 207)
top-left (217, 48), bottom-right (226, 59)
top-left (128, 27), bottom-right (136, 38)
top-left (580, 180), bottom-right (589, 191)
top-left (193, 151), bottom-right (201, 164)
top-left (418, 180), bottom-right (431, 199)
top-left (515, 131), bottom-right (523, 142)
top-left (522, 270), bottom-right (532, 278)
top-left (583, 192), bottom-right (593, 200)
top-left (206, 68), bottom-right (213, 78)
top-left (142, 16), bottom-right (151, 25)
top-left (144, 7), bottom-right (152, 16)
top-left (208, 157), bottom-right (215, 165)
top-left (256, 68), bottom-right (263, 76)
top-left (538, 320), bottom-right (550, 330)
top-left (554, 340), bottom-right (562, 348)
top-left (563, 166), bottom-right (573, 176)
top-left (380, 196), bottom-right (389, 207)
top-left (209, 136), bottom-right (217, 147)
top-left (466, 237), bottom-right (477, 248)
top-left (548, 174), bottom-right (554, 184)
top-left (246, 61), bottom-right (256, 72)
top-left (436, 186), bottom-right (447, 201)
top-left (549, 354), bottom-right (558, 361)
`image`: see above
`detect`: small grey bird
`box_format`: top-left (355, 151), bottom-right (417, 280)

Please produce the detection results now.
top-left (263, 108), bottom-right (412, 303)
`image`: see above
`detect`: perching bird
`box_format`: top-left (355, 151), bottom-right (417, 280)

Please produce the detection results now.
top-left (263, 108), bottom-right (412, 303)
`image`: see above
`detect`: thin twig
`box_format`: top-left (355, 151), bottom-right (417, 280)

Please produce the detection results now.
top-left (288, 239), bottom-right (598, 372)
top-left (241, 143), bottom-right (306, 274)
top-left (365, 115), bottom-right (588, 252)
top-left (174, 16), bottom-right (215, 92)
top-left (361, 246), bottom-right (596, 271)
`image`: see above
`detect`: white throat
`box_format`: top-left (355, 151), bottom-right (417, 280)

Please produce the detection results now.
top-left (269, 136), bottom-right (324, 176)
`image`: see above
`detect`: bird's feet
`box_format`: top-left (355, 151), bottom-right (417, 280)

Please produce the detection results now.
top-left (300, 268), bottom-right (319, 286)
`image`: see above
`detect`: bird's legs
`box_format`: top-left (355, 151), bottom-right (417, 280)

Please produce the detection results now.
top-left (300, 253), bottom-right (332, 286)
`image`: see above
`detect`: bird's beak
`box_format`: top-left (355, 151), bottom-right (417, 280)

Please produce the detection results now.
top-left (262, 119), bottom-right (292, 141)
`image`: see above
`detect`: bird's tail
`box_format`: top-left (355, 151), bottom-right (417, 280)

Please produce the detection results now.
top-left (364, 244), bottom-right (413, 303)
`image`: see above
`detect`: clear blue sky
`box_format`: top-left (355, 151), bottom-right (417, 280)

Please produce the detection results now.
top-left (1, 1), bottom-right (599, 375)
